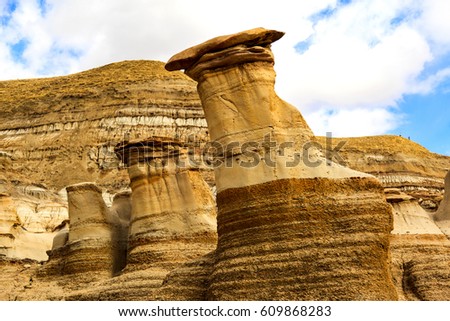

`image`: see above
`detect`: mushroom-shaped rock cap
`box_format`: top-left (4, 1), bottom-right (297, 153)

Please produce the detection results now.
top-left (165, 27), bottom-right (285, 71)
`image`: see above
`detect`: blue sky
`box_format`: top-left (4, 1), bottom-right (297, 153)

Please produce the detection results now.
top-left (396, 49), bottom-right (450, 155)
top-left (395, 90), bottom-right (450, 155)
top-left (1, 0), bottom-right (449, 155)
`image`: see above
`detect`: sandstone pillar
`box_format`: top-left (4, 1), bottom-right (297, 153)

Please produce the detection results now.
top-left (166, 28), bottom-right (398, 300)
top-left (64, 183), bottom-right (114, 277)
top-left (115, 137), bottom-right (217, 272)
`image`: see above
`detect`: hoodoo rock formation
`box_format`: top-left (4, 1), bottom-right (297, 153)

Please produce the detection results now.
top-left (30, 143), bottom-right (217, 300)
top-left (0, 60), bottom-right (210, 261)
top-left (44, 182), bottom-right (129, 279)
top-left (166, 27), bottom-right (397, 300)
top-left (1, 30), bottom-right (450, 301)
top-left (115, 137), bottom-right (217, 273)
top-left (64, 183), bottom-right (116, 277)
top-left (54, 137), bottom-right (218, 300)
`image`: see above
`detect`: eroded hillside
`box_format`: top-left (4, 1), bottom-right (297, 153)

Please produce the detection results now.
top-left (0, 60), bottom-right (209, 261)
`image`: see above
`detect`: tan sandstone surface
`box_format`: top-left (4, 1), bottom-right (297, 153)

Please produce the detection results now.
top-left (316, 135), bottom-right (450, 210)
top-left (317, 136), bottom-right (450, 300)
top-left (0, 28), bottom-right (449, 300)
top-left (0, 60), bottom-right (209, 261)
top-left (164, 27), bottom-right (398, 300)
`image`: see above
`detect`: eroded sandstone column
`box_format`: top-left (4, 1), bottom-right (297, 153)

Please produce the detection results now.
top-left (115, 137), bottom-right (217, 272)
top-left (166, 28), bottom-right (397, 300)
top-left (64, 183), bottom-right (115, 277)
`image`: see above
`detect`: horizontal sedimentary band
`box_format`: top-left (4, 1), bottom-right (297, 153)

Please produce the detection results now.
top-left (210, 176), bottom-right (396, 300)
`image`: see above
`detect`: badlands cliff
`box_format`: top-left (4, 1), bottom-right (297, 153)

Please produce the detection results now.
top-left (0, 28), bottom-right (449, 301)
top-left (0, 60), bottom-right (209, 262)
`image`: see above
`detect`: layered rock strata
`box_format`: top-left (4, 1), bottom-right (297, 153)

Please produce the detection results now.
top-left (0, 151), bottom-right (68, 261)
top-left (1, 38), bottom-right (449, 301)
top-left (166, 27), bottom-right (397, 300)
top-left (115, 137), bottom-right (217, 273)
top-left (41, 223), bottom-right (69, 276)
top-left (64, 183), bottom-right (117, 277)
top-left (382, 170), bottom-right (450, 301)
top-left (44, 182), bottom-right (129, 280)
top-left (0, 186), bottom-right (65, 261)
top-left (385, 186), bottom-right (450, 300)
top-left (316, 135), bottom-right (450, 209)
top-left (0, 60), bottom-right (209, 264)
top-left (316, 133), bottom-right (450, 300)
top-left (36, 137), bottom-right (218, 300)
top-left (49, 137), bottom-right (221, 300)
top-left (435, 170), bottom-right (450, 225)
top-left (0, 60), bottom-right (209, 192)
top-left (0, 193), bottom-right (18, 258)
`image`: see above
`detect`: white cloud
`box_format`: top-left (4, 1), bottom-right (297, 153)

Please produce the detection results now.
top-left (0, 0), bottom-right (62, 77)
top-left (1, 0), bottom-right (450, 138)
top-left (417, 0), bottom-right (450, 49)
top-left (40, 0), bottom-right (335, 71)
top-left (271, 0), bottom-right (450, 136)
top-left (276, 24), bottom-right (432, 110)
top-left (410, 67), bottom-right (450, 94)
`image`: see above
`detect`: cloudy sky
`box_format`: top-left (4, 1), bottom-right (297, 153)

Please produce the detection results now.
top-left (1, 0), bottom-right (449, 155)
